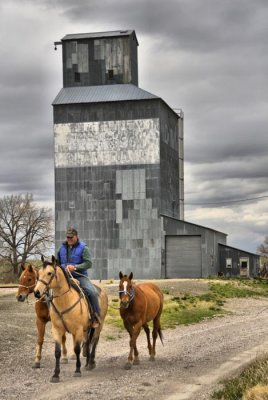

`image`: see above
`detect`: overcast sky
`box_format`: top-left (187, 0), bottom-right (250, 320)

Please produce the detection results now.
top-left (1, 0), bottom-right (267, 253)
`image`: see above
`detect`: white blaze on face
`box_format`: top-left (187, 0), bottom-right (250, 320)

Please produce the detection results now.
top-left (123, 281), bottom-right (128, 294)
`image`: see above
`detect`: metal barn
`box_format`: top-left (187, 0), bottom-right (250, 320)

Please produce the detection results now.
top-left (218, 244), bottom-right (260, 278)
top-left (53, 30), bottom-right (184, 279)
top-left (52, 29), bottom-right (256, 280)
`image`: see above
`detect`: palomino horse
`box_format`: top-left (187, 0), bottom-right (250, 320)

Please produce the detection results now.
top-left (119, 271), bottom-right (164, 369)
top-left (16, 264), bottom-right (68, 368)
top-left (34, 256), bottom-right (108, 382)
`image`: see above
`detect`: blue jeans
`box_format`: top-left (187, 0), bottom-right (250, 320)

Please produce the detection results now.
top-left (76, 276), bottom-right (100, 317)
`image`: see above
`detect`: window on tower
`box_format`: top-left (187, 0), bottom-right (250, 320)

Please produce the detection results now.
top-left (74, 72), bottom-right (80, 82)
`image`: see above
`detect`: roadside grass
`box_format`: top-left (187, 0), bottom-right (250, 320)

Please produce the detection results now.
top-left (161, 293), bottom-right (224, 329)
top-left (106, 291), bottom-right (225, 330)
top-left (105, 279), bottom-right (268, 331)
top-left (209, 279), bottom-right (268, 299)
top-left (105, 278), bottom-right (268, 398)
top-left (211, 355), bottom-right (268, 400)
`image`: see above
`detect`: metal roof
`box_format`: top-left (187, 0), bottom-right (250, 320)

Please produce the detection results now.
top-left (52, 84), bottom-right (159, 105)
top-left (61, 30), bottom-right (138, 45)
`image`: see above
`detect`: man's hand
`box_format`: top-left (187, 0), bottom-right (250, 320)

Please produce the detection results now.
top-left (66, 264), bottom-right (76, 272)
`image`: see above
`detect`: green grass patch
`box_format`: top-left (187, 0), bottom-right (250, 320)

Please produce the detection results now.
top-left (211, 355), bottom-right (268, 399)
top-left (105, 279), bottom-right (268, 331)
top-left (106, 297), bottom-right (124, 329)
top-left (209, 279), bottom-right (268, 299)
top-left (161, 294), bottom-right (224, 329)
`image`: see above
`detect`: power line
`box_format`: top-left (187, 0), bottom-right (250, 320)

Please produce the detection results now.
top-left (185, 195), bottom-right (268, 206)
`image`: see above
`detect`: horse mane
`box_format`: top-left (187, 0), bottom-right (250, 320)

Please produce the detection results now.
top-left (56, 265), bottom-right (82, 294)
top-left (42, 259), bottom-right (72, 289)
top-left (42, 257), bottom-right (83, 294)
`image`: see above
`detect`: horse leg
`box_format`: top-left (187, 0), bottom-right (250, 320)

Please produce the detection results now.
top-left (125, 322), bottom-right (142, 369)
top-left (86, 336), bottom-right (99, 370)
top-left (33, 317), bottom-right (46, 368)
top-left (151, 312), bottom-right (163, 361)
top-left (143, 323), bottom-right (153, 358)
top-left (61, 333), bottom-right (68, 364)
top-left (73, 341), bottom-right (82, 377)
top-left (51, 341), bottom-right (61, 383)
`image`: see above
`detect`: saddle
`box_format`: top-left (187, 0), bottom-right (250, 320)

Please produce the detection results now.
top-left (73, 283), bottom-right (101, 325)
top-left (81, 285), bottom-right (101, 323)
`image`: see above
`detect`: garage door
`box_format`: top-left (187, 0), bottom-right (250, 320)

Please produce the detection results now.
top-left (166, 235), bottom-right (202, 278)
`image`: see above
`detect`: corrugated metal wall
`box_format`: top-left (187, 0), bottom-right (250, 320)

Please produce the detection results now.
top-left (166, 235), bottom-right (202, 278)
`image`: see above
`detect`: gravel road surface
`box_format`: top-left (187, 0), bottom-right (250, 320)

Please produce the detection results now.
top-left (1, 281), bottom-right (268, 400)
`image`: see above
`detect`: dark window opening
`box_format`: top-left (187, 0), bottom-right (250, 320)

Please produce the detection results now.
top-left (74, 72), bottom-right (80, 82)
top-left (108, 69), bottom-right (114, 80)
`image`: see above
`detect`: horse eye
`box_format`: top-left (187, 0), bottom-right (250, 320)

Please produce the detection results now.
top-left (47, 272), bottom-right (52, 276)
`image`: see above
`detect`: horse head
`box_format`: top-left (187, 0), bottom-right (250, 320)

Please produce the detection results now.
top-left (34, 256), bottom-right (57, 299)
top-left (119, 271), bottom-right (135, 308)
top-left (16, 264), bottom-right (38, 302)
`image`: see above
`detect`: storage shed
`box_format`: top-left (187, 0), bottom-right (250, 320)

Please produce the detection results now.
top-left (218, 244), bottom-right (260, 278)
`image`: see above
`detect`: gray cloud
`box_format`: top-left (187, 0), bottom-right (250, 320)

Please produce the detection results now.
top-left (1, 0), bottom-right (268, 252)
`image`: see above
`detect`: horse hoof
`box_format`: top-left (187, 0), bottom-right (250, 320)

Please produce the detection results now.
top-left (61, 358), bottom-right (68, 364)
top-left (73, 372), bottom-right (81, 377)
top-left (149, 356), bottom-right (155, 362)
top-left (85, 362), bottom-right (96, 371)
top-left (32, 362), bottom-right (40, 369)
top-left (50, 376), bottom-right (60, 383)
top-left (124, 363), bottom-right (132, 370)
top-left (133, 359), bottom-right (140, 365)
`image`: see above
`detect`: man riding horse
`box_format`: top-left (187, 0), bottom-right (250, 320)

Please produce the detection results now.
top-left (57, 227), bottom-right (101, 328)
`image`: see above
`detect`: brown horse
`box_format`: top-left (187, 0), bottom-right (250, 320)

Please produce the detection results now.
top-left (16, 264), bottom-right (68, 368)
top-left (119, 271), bottom-right (164, 369)
top-left (34, 256), bottom-right (108, 382)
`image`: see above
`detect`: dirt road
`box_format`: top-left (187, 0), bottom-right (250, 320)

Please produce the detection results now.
top-left (1, 282), bottom-right (268, 400)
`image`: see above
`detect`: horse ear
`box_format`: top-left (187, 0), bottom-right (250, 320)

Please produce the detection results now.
top-left (129, 272), bottom-right (133, 280)
top-left (41, 255), bottom-right (44, 263)
top-left (20, 264), bottom-right (26, 271)
top-left (119, 271), bottom-right (123, 279)
top-left (28, 264), bottom-right (33, 272)
top-left (52, 255), bottom-right (56, 265)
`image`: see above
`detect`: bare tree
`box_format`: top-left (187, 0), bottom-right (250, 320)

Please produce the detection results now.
top-left (0, 193), bottom-right (54, 276)
top-left (257, 236), bottom-right (268, 255)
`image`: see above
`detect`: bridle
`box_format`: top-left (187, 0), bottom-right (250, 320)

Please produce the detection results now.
top-left (37, 264), bottom-right (83, 333)
top-left (18, 270), bottom-right (38, 292)
top-left (118, 283), bottom-right (135, 309)
top-left (37, 268), bottom-right (56, 289)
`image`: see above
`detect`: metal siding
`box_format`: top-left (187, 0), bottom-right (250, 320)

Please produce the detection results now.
top-left (52, 84), bottom-right (158, 105)
top-left (166, 236), bottom-right (202, 278)
top-left (62, 30), bottom-right (137, 43)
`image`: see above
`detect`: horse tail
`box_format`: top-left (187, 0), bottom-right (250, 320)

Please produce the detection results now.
top-left (158, 328), bottom-right (164, 346)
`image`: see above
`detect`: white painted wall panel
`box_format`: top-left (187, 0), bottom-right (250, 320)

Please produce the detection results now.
top-left (54, 119), bottom-right (160, 167)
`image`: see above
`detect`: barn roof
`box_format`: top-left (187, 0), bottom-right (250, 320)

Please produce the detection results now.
top-left (61, 30), bottom-right (139, 45)
top-left (52, 84), bottom-right (159, 105)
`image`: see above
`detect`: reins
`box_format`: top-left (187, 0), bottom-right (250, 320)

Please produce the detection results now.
top-left (37, 265), bottom-right (88, 333)
top-left (50, 292), bottom-right (84, 333)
